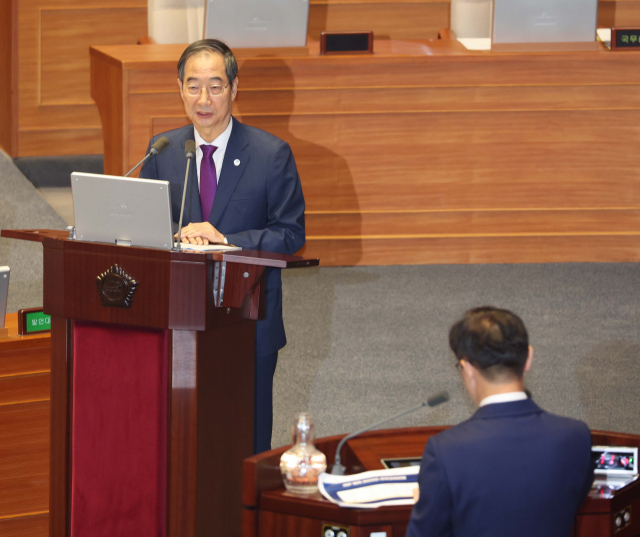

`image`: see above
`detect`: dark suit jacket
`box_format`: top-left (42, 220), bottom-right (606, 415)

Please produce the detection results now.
top-left (406, 399), bottom-right (594, 537)
top-left (140, 118), bottom-right (305, 356)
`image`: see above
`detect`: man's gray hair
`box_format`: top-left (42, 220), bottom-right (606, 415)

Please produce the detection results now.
top-left (177, 39), bottom-right (238, 84)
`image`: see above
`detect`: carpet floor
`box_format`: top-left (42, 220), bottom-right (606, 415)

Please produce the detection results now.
top-left (274, 263), bottom-right (640, 448)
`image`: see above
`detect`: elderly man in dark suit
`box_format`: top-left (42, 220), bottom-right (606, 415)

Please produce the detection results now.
top-left (140, 39), bottom-right (305, 453)
top-left (406, 307), bottom-right (594, 537)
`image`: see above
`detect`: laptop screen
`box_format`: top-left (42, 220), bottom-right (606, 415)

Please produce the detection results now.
top-left (71, 172), bottom-right (174, 250)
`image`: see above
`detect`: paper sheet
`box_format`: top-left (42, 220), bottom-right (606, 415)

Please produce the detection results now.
top-left (457, 38), bottom-right (492, 51)
top-left (597, 28), bottom-right (612, 49)
top-left (318, 466), bottom-right (419, 509)
top-left (174, 243), bottom-right (242, 252)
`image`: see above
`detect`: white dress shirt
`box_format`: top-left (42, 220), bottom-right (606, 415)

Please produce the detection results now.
top-left (479, 391), bottom-right (528, 407)
top-left (194, 119), bottom-right (233, 189)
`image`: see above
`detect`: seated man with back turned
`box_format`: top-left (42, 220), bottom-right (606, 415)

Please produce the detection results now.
top-left (406, 306), bottom-right (594, 537)
top-left (140, 39), bottom-right (305, 453)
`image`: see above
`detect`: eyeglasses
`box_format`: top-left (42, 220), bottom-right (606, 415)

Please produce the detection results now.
top-left (184, 83), bottom-right (230, 97)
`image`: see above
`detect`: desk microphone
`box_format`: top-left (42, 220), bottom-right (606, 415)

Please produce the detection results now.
top-left (175, 140), bottom-right (196, 252)
top-left (330, 390), bottom-right (450, 475)
top-left (124, 136), bottom-right (170, 177)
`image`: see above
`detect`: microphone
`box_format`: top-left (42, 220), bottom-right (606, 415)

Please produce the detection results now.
top-left (330, 390), bottom-right (450, 475)
top-left (175, 140), bottom-right (196, 252)
top-left (124, 136), bottom-right (170, 177)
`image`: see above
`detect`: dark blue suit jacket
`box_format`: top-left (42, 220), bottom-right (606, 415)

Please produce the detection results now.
top-left (140, 118), bottom-right (305, 356)
top-left (406, 399), bottom-right (594, 537)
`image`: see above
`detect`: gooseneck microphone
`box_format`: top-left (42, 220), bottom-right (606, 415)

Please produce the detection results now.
top-left (175, 140), bottom-right (196, 252)
top-left (124, 136), bottom-right (170, 177)
top-left (330, 390), bottom-right (450, 475)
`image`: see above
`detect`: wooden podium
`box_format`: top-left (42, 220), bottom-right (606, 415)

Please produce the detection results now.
top-left (244, 427), bottom-right (640, 537)
top-left (1, 229), bottom-right (318, 537)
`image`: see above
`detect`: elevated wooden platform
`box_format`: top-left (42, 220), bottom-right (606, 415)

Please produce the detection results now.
top-left (0, 313), bottom-right (50, 537)
top-left (90, 39), bottom-right (640, 266)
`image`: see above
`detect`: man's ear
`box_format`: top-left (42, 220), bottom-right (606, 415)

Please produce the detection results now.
top-left (231, 77), bottom-right (239, 101)
top-left (460, 359), bottom-right (479, 404)
top-left (177, 79), bottom-right (186, 103)
top-left (460, 359), bottom-right (475, 383)
top-left (524, 345), bottom-right (534, 372)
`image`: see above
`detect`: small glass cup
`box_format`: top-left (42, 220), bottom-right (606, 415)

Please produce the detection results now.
top-left (280, 412), bottom-right (327, 495)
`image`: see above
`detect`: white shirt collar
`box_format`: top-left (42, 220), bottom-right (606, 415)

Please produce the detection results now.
top-left (479, 391), bottom-right (528, 407)
top-left (193, 117), bottom-right (233, 151)
top-left (193, 118), bottom-right (233, 187)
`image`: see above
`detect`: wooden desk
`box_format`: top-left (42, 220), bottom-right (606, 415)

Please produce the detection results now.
top-left (0, 313), bottom-right (51, 537)
top-left (90, 39), bottom-right (640, 266)
top-left (243, 427), bottom-right (640, 537)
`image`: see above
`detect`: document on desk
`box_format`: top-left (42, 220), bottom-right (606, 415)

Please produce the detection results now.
top-left (318, 466), bottom-right (419, 508)
top-left (174, 243), bottom-right (242, 252)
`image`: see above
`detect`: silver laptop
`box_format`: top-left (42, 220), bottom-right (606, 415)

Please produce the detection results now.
top-left (204, 0), bottom-right (309, 48)
top-left (0, 266), bottom-right (9, 328)
top-left (71, 172), bottom-right (174, 250)
top-left (493, 0), bottom-right (598, 44)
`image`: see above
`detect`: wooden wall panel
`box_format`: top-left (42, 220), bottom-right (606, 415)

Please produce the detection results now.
top-left (599, 0), bottom-right (640, 28)
top-left (305, 209), bottom-right (640, 237)
top-left (90, 53), bottom-right (128, 180)
top-left (0, 315), bottom-right (51, 537)
top-left (0, 374), bottom-right (50, 406)
top-left (0, 0), bottom-right (17, 156)
top-left (18, 128), bottom-right (106, 158)
top-left (15, 0), bottom-right (146, 156)
top-left (239, 110), bottom-right (640, 211)
top-left (0, 402), bottom-right (50, 519)
top-left (298, 235), bottom-right (640, 266)
top-left (233, 84), bottom-right (640, 115)
top-left (308, 0), bottom-right (450, 41)
top-left (0, 0), bottom-right (10, 150)
top-left (0, 514), bottom-right (48, 537)
top-left (40, 7), bottom-right (147, 105)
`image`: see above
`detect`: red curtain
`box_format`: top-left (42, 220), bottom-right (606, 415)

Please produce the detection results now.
top-left (71, 321), bottom-right (168, 537)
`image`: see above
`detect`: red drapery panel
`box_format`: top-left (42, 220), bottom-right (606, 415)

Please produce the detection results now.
top-left (71, 321), bottom-right (168, 537)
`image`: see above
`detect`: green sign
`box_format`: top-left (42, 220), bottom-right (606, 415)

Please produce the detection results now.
top-left (25, 311), bottom-right (52, 333)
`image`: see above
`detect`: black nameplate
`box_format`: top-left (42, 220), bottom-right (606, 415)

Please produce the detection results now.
top-left (612, 28), bottom-right (640, 50)
top-left (321, 31), bottom-right (373, 55)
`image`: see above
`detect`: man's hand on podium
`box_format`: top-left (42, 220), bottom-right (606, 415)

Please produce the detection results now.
top-left (176, 222), bottom-right (225, 245)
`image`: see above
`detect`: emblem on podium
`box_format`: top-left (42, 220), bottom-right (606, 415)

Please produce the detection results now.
top-left (96, 264), bottom-right (138, 308)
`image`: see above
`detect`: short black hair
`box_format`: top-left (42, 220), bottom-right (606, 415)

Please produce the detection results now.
top-left (449, 306), bottom-right (529, 380)
top-left (177, 39), bottom-right (238, 84)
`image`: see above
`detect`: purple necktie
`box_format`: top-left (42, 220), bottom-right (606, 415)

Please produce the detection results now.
top-left (199, 144), bottom-right (218, 221)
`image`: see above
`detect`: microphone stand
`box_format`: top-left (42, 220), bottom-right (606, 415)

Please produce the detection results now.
top-left (331, 391), bottom-right (449, 475)
top-left (124, 137), bottom-right (169, 177)
top-left (124, 152), bottom-right (153, 177)
top-left (175, 143), bottom-right (196, 252)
